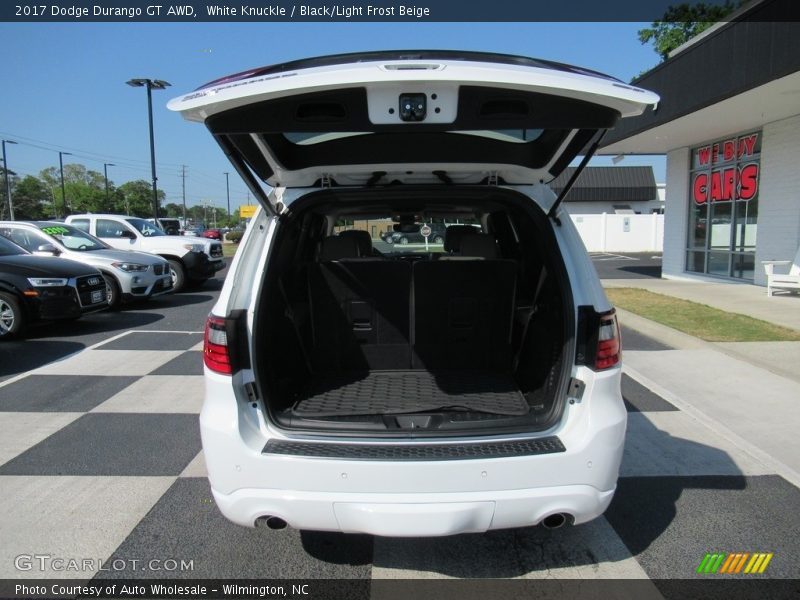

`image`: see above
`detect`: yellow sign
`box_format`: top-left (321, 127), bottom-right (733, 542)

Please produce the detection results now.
top-left (239, 204), bottom-right (258, 219)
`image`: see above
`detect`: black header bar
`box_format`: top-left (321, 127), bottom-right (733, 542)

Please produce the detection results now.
top-left (3, 0), bottom-right (799, 23)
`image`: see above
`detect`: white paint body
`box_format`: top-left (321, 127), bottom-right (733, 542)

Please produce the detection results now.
top-left (168, 54), bottom-right (652, 536)
top-left (201, 197), bottom-right (626, 536)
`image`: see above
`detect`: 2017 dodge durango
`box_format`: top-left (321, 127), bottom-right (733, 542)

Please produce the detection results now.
top-left (169, 51), bottom-right (658, 536)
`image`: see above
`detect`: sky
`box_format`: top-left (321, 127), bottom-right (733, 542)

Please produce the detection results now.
top-left (0, 22), bottom-right (666, 212)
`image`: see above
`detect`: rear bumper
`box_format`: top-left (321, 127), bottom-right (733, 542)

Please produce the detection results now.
top-left (200, 367), bottom-right (626, 536)
top-left (211, 483), bottom-right (615, 536)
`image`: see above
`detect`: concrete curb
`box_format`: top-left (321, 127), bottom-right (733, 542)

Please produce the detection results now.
top-left (623, 363), bottom-right (800, 490)
top-left (616, 308), bottom-right (705, 350)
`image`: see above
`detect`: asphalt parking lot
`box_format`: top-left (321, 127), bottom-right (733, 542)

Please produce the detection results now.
top-left (590, 252), bottom-right (663, 279)
top-left (1, 257), bottom-right (799, 594)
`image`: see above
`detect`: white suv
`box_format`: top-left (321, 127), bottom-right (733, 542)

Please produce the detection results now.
top-left (66, 214), bottom-right (225, 291)
top-left (169, 51), bottom-right (658, 536)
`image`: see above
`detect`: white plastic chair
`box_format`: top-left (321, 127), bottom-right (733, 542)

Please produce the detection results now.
top-left (762, 246), bottom-right (800, 296)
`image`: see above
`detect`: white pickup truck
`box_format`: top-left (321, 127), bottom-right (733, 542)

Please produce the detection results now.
top-left (66, 214), bottom-right (225, 291)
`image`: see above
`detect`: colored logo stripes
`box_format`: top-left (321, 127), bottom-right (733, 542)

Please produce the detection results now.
top-left (697, 552), bottom-right (773, 574)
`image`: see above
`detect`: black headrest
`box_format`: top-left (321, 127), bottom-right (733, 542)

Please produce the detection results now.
top-left (459, 234), bottom-right (499, 259)
top-left (444, 225), bottom-right (480, 253)
top-left (338, 229), bottom-right (372, 256)
top-left (319, 235), bottom-right (360, 261)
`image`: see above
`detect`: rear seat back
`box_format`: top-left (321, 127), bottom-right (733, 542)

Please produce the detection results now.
top-left (459, 233), bottom-right (500, 259)
top-left (412, 259), bottom-right (517, 371)
top-left (443, 225), bottom-right (479, 254)
top-left (309, 258), bottom-right (411, 372)
top-left (307, 234), bottom-right (516, 373)
top-left (338, 229), bottom-right (374, 257)
top-left (319, 235), bottom-right (360, 261)
top-left (439, 233), bottom-right (500, 260)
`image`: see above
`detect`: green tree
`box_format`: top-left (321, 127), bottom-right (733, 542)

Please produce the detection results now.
top-left (38, 167), bottom-right (64, 216)
top-left (11, 175), bottom-right (51, 219)
top-left (65, 165), bottom-right (106, 214)
top-left (162, 202), bottom-right (183, 218)
top-left (116, 180), bottom-right (166, 217)
top-left (638, 1), bottom-right (741, 63)
top-left (38, 164), bottom-right (107, 216)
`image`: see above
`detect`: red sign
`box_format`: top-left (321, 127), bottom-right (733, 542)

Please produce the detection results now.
top-left (696, 133), bottom-right (758, 167)
top-left (692, 133), bottom-right (760, 205)
top-left (693, 164), bottom-right (759, 205)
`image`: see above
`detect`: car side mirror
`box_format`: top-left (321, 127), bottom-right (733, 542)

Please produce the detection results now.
top-left (35, 243), bottom-right (60, 256)
top-left (121, 230), bottom-right (137, 239)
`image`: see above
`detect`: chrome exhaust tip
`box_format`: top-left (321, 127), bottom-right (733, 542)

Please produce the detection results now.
top-left (255, 516), bottom-right (288, 530)
top-left (541, 513), bottom-right (570, 529)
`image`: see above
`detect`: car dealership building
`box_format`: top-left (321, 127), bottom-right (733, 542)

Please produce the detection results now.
top-left (601, 0), bottom-right (799, 286)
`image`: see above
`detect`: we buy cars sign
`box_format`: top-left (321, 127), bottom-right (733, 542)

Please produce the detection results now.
top-left (692, 132), bottom-right (760, 205)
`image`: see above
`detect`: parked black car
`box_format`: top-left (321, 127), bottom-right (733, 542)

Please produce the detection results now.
top-left (381, 223), bottom-right (446, 245)
top-left (0, 236), bottom-right (107, 339)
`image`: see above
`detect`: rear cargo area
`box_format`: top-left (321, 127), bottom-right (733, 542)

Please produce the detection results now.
top-left (295, 371), bottom-right (528, 418)
top-left (254, 188), bottom-right (572, 435)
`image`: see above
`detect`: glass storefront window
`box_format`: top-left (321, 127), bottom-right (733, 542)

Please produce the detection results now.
top-left (732, 253), bottom-right (755, 280)
top-left (734, 197), bottom-right (758, 251)
top-left (686, 130), bottom-right (761, 280)
top-left (686, 251), bottom-right (706, 273)
top-left (708, 252), bottom-right (730, 277)
top-left (688, 199), bottom-right (708, 249)
top-left (709, 201), bottom-right (732, 250)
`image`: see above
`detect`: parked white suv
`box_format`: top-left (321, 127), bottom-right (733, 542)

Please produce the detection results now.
top-left (0, 221), bottom-right (173, 308)
top-left (170, 51), bottom-right (658, 536)
top-left (66, 214), bottom-right (225, 291)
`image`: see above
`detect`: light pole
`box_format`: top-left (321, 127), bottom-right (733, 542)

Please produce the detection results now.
top-left (126, 78), bottom-right (171, 220)
top-left (224, 172), bottom-right (230, 224)
top-left (103, 163), bottom-right (115, 208)
top-left (58, 151), bottom-right (72, 218)
top-left (1, 140), bottom-right (17, 220)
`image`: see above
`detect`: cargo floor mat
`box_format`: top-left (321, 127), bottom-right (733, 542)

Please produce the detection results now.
top-left (292, 370), bottom-right (529, 417)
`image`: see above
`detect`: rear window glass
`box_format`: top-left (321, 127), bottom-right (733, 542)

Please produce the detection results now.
top-left (70, 219), bottom-right (90, 233)
top-left (333, 218), bottom-right (480, 256)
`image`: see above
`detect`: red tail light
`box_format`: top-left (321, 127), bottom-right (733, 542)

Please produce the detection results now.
top-left (204, 315), bottom-right (232, 374)
top-left (595, 312), bottom-right (621, 370)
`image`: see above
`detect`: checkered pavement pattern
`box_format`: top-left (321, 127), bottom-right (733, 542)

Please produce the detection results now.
top-left (0, 331), bottom-right (797, 583)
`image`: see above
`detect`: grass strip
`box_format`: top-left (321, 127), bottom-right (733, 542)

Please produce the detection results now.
top-left (606, 288), bottom-right (800, 342)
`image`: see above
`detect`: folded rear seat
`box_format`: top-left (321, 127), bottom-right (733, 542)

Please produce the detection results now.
top-left (309, 236), bottom-right (411, 372)
top-left (413, 234), bottom-right (517, 370)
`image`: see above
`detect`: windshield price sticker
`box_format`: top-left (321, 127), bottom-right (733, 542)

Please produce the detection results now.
top-left (41, 226), bottom-right (69, 236)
